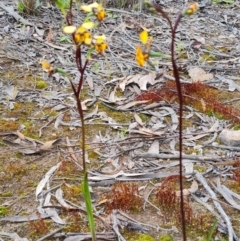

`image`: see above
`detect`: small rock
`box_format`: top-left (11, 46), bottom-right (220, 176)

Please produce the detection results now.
top-left (219, 129), bottom-right (240, 146)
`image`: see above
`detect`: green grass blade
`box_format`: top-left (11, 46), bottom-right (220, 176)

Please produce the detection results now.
top-left (206, 219), bottom-right (217, 241)
top-left (82, 171), bottom-right (96, 241)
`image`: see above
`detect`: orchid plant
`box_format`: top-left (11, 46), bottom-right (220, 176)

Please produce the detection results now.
top-left (135, 2), bottom-right (198, 240)
top-left (41, 2), bottom-right (107, 241)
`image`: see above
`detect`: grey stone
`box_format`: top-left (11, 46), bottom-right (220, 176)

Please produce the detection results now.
top-left (219, 129), bottom-right (240, 146)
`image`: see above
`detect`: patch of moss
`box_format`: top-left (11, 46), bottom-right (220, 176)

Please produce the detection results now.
top-left (35, 108), bottom-right (58, 118)
top-left (227, 181), bottom-right (240, 194)
top-left (28, 219), bottom-right (51, 239)
top-left (29, 164), bottom-right (38, 170)
top-left (11, 102), bottom-right (35, 117)
top-left (20, 120), bottom-right (39, 139)
top-left (88, 150), bottom-right (100, 160)
top-left (115, 89), bottom-right (125, 97)
top-left (138, 113), bottom-right (151, 123)
top-left (19, 210), bottom-right (29, 215)
top-left (233, 124), bottom-right (240, 130)
top-left (26, 181), bottom-right (38, 187)
top-left (184, 147), bottom-right (196, 155)
top-left (217, 46), bottom-right (231, 53)
top-left (182, 118), bottom-right (194, 129)
top-left (193, 165), bottom-right (206, 173)
top-left (0, 119), bottom-right (19, 131)
top-left (57, 161), bottom-right (81, 177)
top-left (62, 184), bottom-right (82, 202)
top-left (84, 123), bottom-right (109, 140)
top-left (159, 235), bottom-right (173, 241)
top-left (200, 53), bottom-right (216, 63)
top-left (63, 210), bottom-right (89, 232)
top-left (99, 102), bottom-right (133, 123)
top-left (214, 112), bottom-right (224, 120)
top-left (0, 206), bottom-right (8, 216)
top-left (130, 234), bottom-right (155, 241)
top-left (15, 152), bottom-right (23, 158)
top-left (0, 191), bottom-right (13, 197)
top-left (4, 163), bottom-right (27, 178)
top-left (36, 80), bottom-right (47, 89)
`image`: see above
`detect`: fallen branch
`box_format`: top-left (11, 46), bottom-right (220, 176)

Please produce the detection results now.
top-left (194, 171), bottom-right (238, 240)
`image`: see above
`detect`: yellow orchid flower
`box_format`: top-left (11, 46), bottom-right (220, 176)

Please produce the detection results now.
top-left (93, 35), bottom-right (108, 53)
top-left (135, 30), bottom-right (153, 66)
top-left (41, 60), bottom-right (53, 72)
top-left (95, 5), bottom-right (107, 22)
top-left (80, 2), bottom-right (107, 21)
top-left (75, 27), bottom-right (92, 45)
top-left (183, 3), bottom-right (199, 16)
top-left (41, 60), bottom-right (54, 76)
top-left (135, 45), bottom-right (149, 67)
top-left (63, 22), bottom-right (94, 46)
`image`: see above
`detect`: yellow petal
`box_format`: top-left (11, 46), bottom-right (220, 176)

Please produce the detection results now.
top-left (84, 37), bottom-right (92, 45)
top-left (76, 26), bottom-right (86, 34)
top-left (94, 34), bottom-right (106, 40)
top-left (94, 34), bottom-right (106, 43)
top-left (97, 4), bottom-right (104, 11)
top-left (139, 30), bottom-right (148, 45)
top-left (80, 2), bottom-right (99, 12)
top-left (63, 25), bottom-right (76, 34)
top-left (82, 21), bottom-right (95, 29)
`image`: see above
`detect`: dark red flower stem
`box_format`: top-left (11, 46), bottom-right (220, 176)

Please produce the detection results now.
top-left (151, 2), bottom-right (186, 240)
top-left (66, 0), bottom-right (87, 172)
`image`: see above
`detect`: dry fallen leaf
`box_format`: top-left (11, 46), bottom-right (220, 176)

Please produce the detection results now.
top-left (86, 76), bottom-right (94, 90)
top-left (147, 140), bottom-right (159, 154)
top-left (134, 113), bottom-right (144, 126)
top-left (81, 98), bottom-right (93, 110)
top-left (118, 73), bottom-right (156, 91)
top-left (117, 100), bottom-right (149, 110)
top-left (40, 139), bottom-right (60, 150)
top-left (200, 98), bottom-right (206, 112)
top-left (16, 130), bottom-right (25, 140)
top-left (188, 67), bottom-right (213, 82)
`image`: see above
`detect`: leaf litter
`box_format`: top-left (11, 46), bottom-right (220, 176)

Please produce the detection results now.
top-left (1, 0), bottom-right (240, 240)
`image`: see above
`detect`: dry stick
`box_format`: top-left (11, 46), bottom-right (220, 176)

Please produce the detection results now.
top-left (36, 228), bottom-right (64, 241)
top-left (135, 152), bottom-right (222, 162)
top-left (112, 210), bottom-right (126, 241)
top-left (194, 171), bottom-right (238, 240)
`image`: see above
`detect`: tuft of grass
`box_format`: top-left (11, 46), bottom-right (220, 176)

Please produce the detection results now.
top-left (17, 0), bottom-right (40, 15)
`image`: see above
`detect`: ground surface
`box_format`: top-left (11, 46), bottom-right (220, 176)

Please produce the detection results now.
top-left (1, 0), bottom-right (240, 240)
